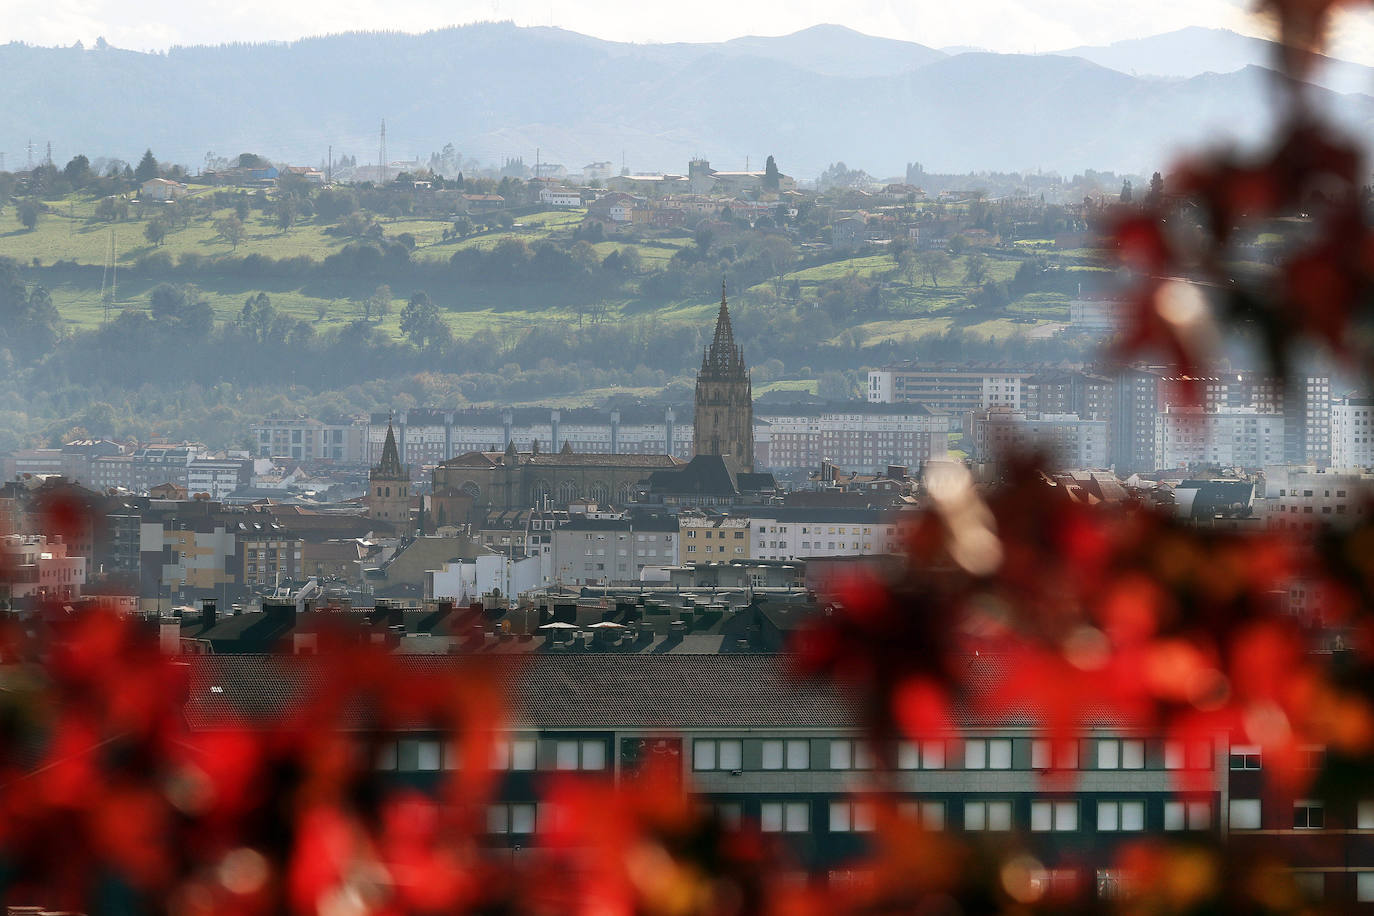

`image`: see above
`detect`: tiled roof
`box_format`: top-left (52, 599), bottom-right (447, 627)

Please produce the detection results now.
top-left (181, 652), bottom-right (1134, 733)
top-left (183, 654), bottom-right (861, 731)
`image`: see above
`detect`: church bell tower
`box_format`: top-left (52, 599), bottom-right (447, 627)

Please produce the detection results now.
top-left (367, 416), bottom-right (412, 528)
top-left (693, 282), bottom-right (754, 470)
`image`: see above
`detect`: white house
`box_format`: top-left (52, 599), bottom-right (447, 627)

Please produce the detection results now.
top-left (140, 178), bottom-right (188, 201)
top-left (538, 187), bottom-right (583, 208)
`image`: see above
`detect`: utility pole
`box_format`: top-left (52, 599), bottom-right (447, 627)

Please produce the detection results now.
top-left (25, 139), bottom-right (34, 171)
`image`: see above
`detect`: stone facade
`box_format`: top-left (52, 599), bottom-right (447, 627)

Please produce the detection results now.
top-left (693, 286), bottom-right (755, 470)
top-left (432, 441), bottom-right (682, 512)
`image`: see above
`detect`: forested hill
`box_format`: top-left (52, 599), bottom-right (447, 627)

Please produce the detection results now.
top-left (3, 23), bottom-right (1373, 176)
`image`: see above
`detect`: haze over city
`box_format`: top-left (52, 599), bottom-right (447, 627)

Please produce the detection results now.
top-left (4, 0), bottom-right (1374, 912)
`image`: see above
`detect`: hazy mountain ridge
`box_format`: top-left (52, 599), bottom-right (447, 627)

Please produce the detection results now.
top-left (1054, 26), bottom-right (1374, 96)
top-left (2, 22), bottom-right (1372, 177)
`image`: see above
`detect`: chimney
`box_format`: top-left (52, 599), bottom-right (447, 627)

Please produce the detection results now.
top-left (200, 597), bottom-right (217, 630)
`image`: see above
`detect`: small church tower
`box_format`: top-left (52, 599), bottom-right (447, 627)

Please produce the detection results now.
top-left (368, 417), bottom-right (412, 527)
top-left (693, 282), bottom-right (754, 469)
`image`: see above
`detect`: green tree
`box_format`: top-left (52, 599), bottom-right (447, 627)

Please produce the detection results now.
top-left (366, 285), bottom-right (392, 322)
top-left (134, 149), bottom-right (159, 183)
top-left (144, 218), bottom-right (169, 246)
top-left (215, 216), bottom-right (246, 250)
top-left (763, 154), bottom-right (780, 192)
top-left (276, 196), bottom-right (298, 231)
top-left (399, 291), bottom-right (449, 348)
top-left (235, 153), bottom-right (270, 169)
top-left (17, 200), bottom-right (38, 231)
top-left (62, 155), bottom-right (91, 187)
top-left (963, 253), bottom-right (990, 287)
top-left (917, 249), bottom-right (950, 287)
top-left (234, 197), bottom-right (250, 221)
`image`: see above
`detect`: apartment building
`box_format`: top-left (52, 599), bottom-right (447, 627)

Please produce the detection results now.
top-left (748, 507), bottom-right (905, 561)
top-left (759, 403), bottom-right (948, 473)
top-left (1259, 466), bottom-right (1374, 533)
top-left (1154, 408), bottom-right (1286, 471)
top-left (188, 653), bottom-right (1312, 901)
top-left (677, 511), bottom-right (751, 564)
top-left (1330, 396), bottom-right (1374, 469)
top-left (549, 512), bottom-right (679, 586)
top-left (867, 365), bottom-right (1032, 418)
top-left (972, 409), bottom-right (1109, 469)
top-left (250, 416), bottom-right (367, 463)
top-left (0, 534), bottom-right (87, 602)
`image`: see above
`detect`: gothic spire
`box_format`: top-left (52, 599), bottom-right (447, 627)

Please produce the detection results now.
top-left (374, 415), bottom-right (406, 479)
top-left (704, 280), bottom-right (741, 375)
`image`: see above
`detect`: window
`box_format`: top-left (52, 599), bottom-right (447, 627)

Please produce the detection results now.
top-left (897, 741), bottom-right (920, 770)
top-left (1031, 739), bottom-right (1079, 769)
top-left (1293, 872), bottom-right (1324, 900)
top-left (712, 803), bottom-right (742, 830)
top-left (964, 800), bottom-right (1013, 831)
top-left (829, 801), bottom-right (877, 832)
top-left (491, 738), bottom-right (536, 771)
top-left (693, 739), bottom-right (742, 771)
top-left (762, 740), bottom-right (784, 770)
top-left (760, 801), bottom-right (809, 833)
top-left (1164, 801), bottom-right (1211, 831)
top-left (1230, 745), bottom-right (1261, 769)
top-left (1293, 801), bottom-right (1324, 829)
top-left (964, 738), bottom-right (1011, 769)
top-left (1357, 800), bottom-right (1374, 829)
top-left (397, 739), bottom-right (442, 772)
top-left (1030, 800), bottom-right (1079, 832)
top-left (1097, 801), bottom-right (1145, 831)
top-left (1230, 799), bottom-right (1262, 830)
top-left (922, 740), bottom-right (945, 769)
top-left (1097, 739), bottom-right (1144, 769)
top-left (488, 803), bottom-right (536, 834)
top-left (829, 740), bottom-right (872, 770)
top-left (1358, 873), bottom-right (1374, 902)
top-left (786, 739), bottom-right (810, 769)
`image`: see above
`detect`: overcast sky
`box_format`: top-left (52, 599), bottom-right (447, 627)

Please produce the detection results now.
top-left (1, 0), bottom-right (1371, 64)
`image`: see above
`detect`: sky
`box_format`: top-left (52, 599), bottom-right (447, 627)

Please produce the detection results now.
top-left (1, 0), bottom-right (1372, 64)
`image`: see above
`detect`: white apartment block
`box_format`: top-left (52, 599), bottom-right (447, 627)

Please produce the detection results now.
top-left (1330, 397), bottom-right (1374, 469)
top-left (251, 417), bottom-right (366, 463)
top-left (748, 508), bottom-right (906, 561)
top-left (1260, 466), bottom-right (1374, 532)
top-left (760, 405), bottom-right (948, 473)
top-left (1154, 408), bottom-right (1286, 471)
top-left (972, 410), bottom-right (1109, 469)
top-left (867, 366), bottom-right (1032, 430)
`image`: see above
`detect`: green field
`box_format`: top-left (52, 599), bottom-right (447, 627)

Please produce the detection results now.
top-left (6, 190), bottom-right (1067, 348)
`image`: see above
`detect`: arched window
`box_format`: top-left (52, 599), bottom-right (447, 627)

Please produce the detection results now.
top-left (461, 481), bottom-right (481, 500)
top-left (589, 480), bottom-right (610, 504)
top-left (558, 479), bottom-right (580, 505)
top-left (531, 479), bottom-right (553, 506)
top-left (617, 482), bottom-right (635, 505)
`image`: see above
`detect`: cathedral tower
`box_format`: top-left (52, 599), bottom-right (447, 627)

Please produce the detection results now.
top-left (693, 283), bottom-right (754, 469)
top-left (367, 417), bottom-right (412, 528)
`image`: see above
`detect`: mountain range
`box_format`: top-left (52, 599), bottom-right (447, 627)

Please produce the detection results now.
top-left (2, 22), bottom-right (1372, 177)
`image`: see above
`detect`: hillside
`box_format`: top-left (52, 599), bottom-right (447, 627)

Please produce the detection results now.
top-left (3, 23), bottom-right (1374, 176)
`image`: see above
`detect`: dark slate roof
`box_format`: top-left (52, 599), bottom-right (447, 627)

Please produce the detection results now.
top-left (183, 654), bottom-right (861, 731)
top-left (647, 455), bottom-right (741, 496)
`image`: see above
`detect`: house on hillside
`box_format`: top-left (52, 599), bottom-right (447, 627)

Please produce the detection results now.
top-left (140, 178), bottom-right (188, 201)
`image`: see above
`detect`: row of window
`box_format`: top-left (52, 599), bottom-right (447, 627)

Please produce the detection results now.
top-left (376, 738), bottom-right (606, 773)
top-left (692, 737), bottom-right (1215, 772)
